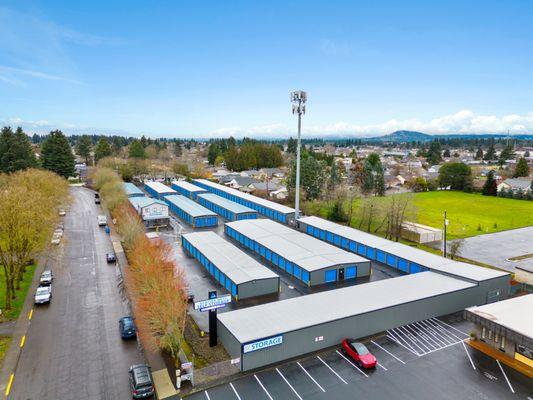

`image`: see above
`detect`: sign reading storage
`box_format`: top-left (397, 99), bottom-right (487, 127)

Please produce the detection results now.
top-left (243, 335), bottom-right (283, 354)
top-left (194, 294), bottom-right (231, 312)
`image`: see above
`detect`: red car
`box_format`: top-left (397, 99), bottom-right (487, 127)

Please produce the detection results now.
top-left (341, 339), bottom-right (377, 369)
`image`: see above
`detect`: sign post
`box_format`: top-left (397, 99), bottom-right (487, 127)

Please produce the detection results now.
top-left (208, 290), bottom-right (217, 347)
top-left (193, 291), bottom-right (232, 347)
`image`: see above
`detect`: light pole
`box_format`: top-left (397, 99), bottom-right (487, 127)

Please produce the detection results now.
top-left (443, 210), bottom-right (448, 257)
top-left (291, 90), bottom-right (307, 223)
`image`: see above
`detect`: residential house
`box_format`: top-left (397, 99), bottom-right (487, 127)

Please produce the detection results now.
top-left (497, 178), bottom-right (532, 194)
top-left (226, 176), bottom-right (259, 190)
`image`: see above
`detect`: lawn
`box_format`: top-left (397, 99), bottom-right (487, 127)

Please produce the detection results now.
top-left (0, 336), bottom-right (11, 367)
top-left (305, 191), bottom-right (533, 240)
top-left (0, 264), bottom-right (37, 321)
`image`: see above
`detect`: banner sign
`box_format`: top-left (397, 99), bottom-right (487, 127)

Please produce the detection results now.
top-left (194, 294), bottom-right (231, 312)
top-left (243, 335), bottom-right (283, 353)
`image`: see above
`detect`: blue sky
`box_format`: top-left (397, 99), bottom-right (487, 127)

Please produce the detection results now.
top-left (1, 0), bottom-right (532, 138)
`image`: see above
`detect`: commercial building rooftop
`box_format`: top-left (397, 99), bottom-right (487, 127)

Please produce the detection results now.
top-left (164, 195), bottom-right (216, 218)
top-left (171, 180), bottom-right (207, 194)
top-left (197, 192), bottom-right (255, 214)
top-left (123, 182), bottom-right (144, 197)
top-left (465, 294), bottom-right (533, 340)
top-left (128, 197), bottom-right (168, 219)
top-left (218, 271), bottom-right (475, 343)
top-left (144, 181), bottom-right (177, 195)
top-left (182, 231), bottom-right (278, 284)
top-left (226, 219), bottom-right (368, 272)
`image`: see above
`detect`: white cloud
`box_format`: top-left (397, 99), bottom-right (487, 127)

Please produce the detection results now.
top-left (0, 65), bottom-right (84, 85)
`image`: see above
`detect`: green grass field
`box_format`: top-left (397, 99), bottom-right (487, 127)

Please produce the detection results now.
top-left (0, 336), bottom-right (11, 367)
top-left (0, 264), bottom-right (37, 321)
top-left (306, 191), bottom-right (533, 240)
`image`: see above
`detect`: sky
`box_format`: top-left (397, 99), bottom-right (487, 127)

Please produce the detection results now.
top-left (0, 0), bottom-right (532, 138)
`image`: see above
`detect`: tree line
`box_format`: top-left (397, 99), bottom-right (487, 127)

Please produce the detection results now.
top-left (207, 137), bottom-right (283, 171)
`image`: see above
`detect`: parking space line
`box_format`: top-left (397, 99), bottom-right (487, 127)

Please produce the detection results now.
top-left (335, 350), bottom-right (368, 377)
top-left (370, 340), bottom-right (406, 364)
top-left (229, 382), bottom-right (242, 400)
top-left (414, 321), bottom-right (450, 347)
top-left (397, 326), bottom-right (432, 353)
top-left (496, 360), bottom-right (515, 394)
top-left (418, 320), bottom-right (456, 345)
top-left (432, 317), bottom-right (469, 337)
top-left (276, 368), bottom-right (304, 399)
top-left (386, 334), bottom-right (421, 356)
top-left (394, 326), bottom-right (428, 354)
top-left (427, 318), bottom-right (464, 342)
top-left (376, 362), bottom-right (388, 371)
top-left (387, 329), bottom-right (421, 356)
top-left (297, 361), bottom-right (326, 392)
top-left (404, 324), bottom-right (438, 350)
top-left (204, 390), bottom-right (211, 400)
top-left (255, 375), bottom-right (274, 400)
top-left (317, 355), bottom-right (348, 384)
top-left (462, 341), bottom-right (476, 370)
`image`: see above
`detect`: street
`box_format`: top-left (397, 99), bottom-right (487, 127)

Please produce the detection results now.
top-left (10, 187), bottom-right (143, 399)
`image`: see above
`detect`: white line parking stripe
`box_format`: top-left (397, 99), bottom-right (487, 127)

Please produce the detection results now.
top-left (462, 341), bottom-right (476, 370)
top-left (497, 360), bottom-right (515, 393)
top-left (204, 390), bottom-right (211, 400)
top-left (404, 324), bottom-right (438, 350)
top-left (370, 340), bottom-right (406, 364)
top-left (386, 333), bottom-right (421, 356)
top-left (335, 350), bottom-right (369, 377)
top-left (422, 319), bottom-right (458, 342)
top-left (255, 375), bottom-right (274, 400)
top-left (432, 317), bottom-right (469, 337)
top-left (418, 320), bottom-right (456, 345)
top-left (276, 368), bottom-right (303, 400)
top-left (428, 318), bottom-right (465, 341)
top-left (317, 355), bottom-right (348, 384)
top-left (297, 361), bottom-right (326, 392)
top-left (229, 382), bottom-right (242, 400)
top-left (377, 362), bottom-right (388, 371)
top-left (399, 325), bottom-right (433, 352)
top-left (414, 321), bottom-right (450, 347)
top-left (395, 326), bottom-right (429, 353)
top-left (388, 328), bottom-right (423, 355)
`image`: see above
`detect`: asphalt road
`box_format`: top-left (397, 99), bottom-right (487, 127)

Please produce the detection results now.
top-left (10, 187), bottom-right (143, 400)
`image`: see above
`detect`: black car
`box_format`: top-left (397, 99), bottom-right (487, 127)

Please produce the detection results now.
top-left (119, 316), bottom-right (137, 339)
top-left (129, 364), bottom-right (154, 399)
top-left (94, 193), bottom-right (101, 204)
top-left (106, 252), bottom-right (117, 263)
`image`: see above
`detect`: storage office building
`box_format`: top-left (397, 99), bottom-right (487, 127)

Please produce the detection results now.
top-left (182, 231), bottom-right (279, 299)
top-left (164, 195), bottom-right (218, 228)
top-left (192, 179), bottom-right (295, 224)
top-left (298, 216), bottom-right (510, 302)
top-left (218, 271), bottom-right (494, 371)
top-left (197, 193), bottom-right (257, 221)
top-left (123, 182), bottom-right (145, 198)
top-left (144, 181), bottom-right (177, 199)
top-left (128, 196), bottom-right (170, 228)
top-left (225, 219), bottom-right (370, 286)
top-left (171, 180), bottom-right (208, 200)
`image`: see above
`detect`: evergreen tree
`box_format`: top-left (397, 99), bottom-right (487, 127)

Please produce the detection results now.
top-left (425, 140), bottom-right (443, 164)
top-left (287, 137), bottom-right (297, 154)
top-left (0, 126), bottom-right (37, 173)
top-left (482, 170), bottom-right (497, 196)
top-left (288, 155), bottom-right (325, 200)
top-left (40, 130), bottom-right (75, 178)
top-left (328, 161), bottom-right (341, 190)
top-left (207, 143), bottom-right (220, 165)
top-left (362, 153), bottom-right (385, 196)
top-left (438, 162), bottom-right (472, 191)
top-left (514, 157), bottom-right (529, 177)
top-left (443, 148), bottom-right (451, 158)
top-left (75, 135), bottom-right (93, 164)
top-left (128, 139), bottom-right (146, 158)
top-left (94, 138), bottom-right (112, 163)
top-left (499, 144), bottom-right (514, 166)
top-left (475, 148), bottom-right (483, 160)
top-left (484, 144), bottom-right (496, 161)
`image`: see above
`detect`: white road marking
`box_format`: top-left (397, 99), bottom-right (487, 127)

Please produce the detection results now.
top-left (297, 361), bottom-right (326, 392)
top-left (276, 368), bottom-right (304, 399)
top-left (387, 329), bottom-right (421, 356)
top-left (419, 320), bottom-right (457, 345)
top-left (397, 326), bottom-right (432, 353)
top-left (414, 321), bottom-right (450, 347)
top-left (497, 360), bottom-right (515, 394)
top-left (254, 375), bottom-right (274, 400)
top-left (335, 350), bottom-right (368, 377)
top-left (204, 390), bottom-right (211, 400)
top-left (462, 341), bottom-right (476, 370)
top-left (427, 318), bottom-right (464, 342)
top-left (317, 355), bottom-right (348, 384)
top-left (386, 334), bottom-right (421, 356)
top-left (432, 317), bottom-right (469, 337)
top-left (229, 382), bottom-right (242, 400)
top-left (370, 340), bottom-right (406, 364)
top-left (404, 324), bottom-right (438, 350)
top-left (376, 362), bottom-right (388, 371)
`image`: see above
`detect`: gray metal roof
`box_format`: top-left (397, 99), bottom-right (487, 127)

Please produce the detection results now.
top-left (193, 179), bottom-right (295, 215)
top-left (164, 195), bottom-right (216, 218)
top-left (182, 231), bottom-right (278, 285)
top-left (197, 193), bottom-right (256, 215)
top-left (225, 219), bottom-right (367, 272)
top-left (123, 182), bottom-right (144, 197)
top-left (218, 271), bottom-right (475, 343)
top-left (171, 180), bottom-right (208, 194)
top-left (144, 181), bottom-right (177, 195)
top-left (298, 216), bottom-right (509, 282)
top-left (128, 197), bottom-right (169, 220)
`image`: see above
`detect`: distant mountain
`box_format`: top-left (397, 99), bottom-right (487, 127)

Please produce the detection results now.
top-left (366, 130), bottom-right (433, 142)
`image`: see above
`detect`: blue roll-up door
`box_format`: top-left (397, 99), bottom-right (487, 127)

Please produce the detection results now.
top-left (225, 279), bottom-right (231, 291)
top-left (231, 284), bottom-right (237, 296)
top-left (376, 250), bottom-right (385, 263)
top-left (320, 230), bottom-right (326, 240)
top-left (410, 263), bottom-right (422, 273)
top-left (357, 243), bottom-right (366, 256)
top-left (293, 265), bottom-right (301, 279)
top-left (341, 238), bottom-right (348, 249)
top-left (345, 266), bottom-right (357, 279)
top-left (324, 269), bottom-right (337, 283)
top-left (349, 241), bottom-right (357, 252)
top-left (386, 254), bottom-right (397, 267)
top-left (326, 232), bottom-right (333, 242)
top-left (286, 262), bottom-right (293, 274)
top-left (301, 270), bottom-right (310, 283)
top-left (398, 258), bottom-right (408, 272)
top-left (367, 247), bottom-right (376, 259)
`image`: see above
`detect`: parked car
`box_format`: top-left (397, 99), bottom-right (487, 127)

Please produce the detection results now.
top-left (94, 193), bottom-right (101, 204)
top-left (34, 285), bottom-right (52, 304)
top-left (341, 339), bottom-right (377, 369)
top-left (51, 235), bottom-right (61, 245)
top-left (97, 215), bottom-right (107, 226)
top-left (40, 270), bottom-right (53, 285)
top-left (56, 223), bottom-right (64, 231)
top-left (106, 252), bottom-right (117, 264)
top-left (119, 316), bottom-right (137, 339)
top-left (54, 229), bottom-right (63, 237)
top-left (58, 208), bottom-right (66, 216)
top-left (187, 290), bottom-right (195, 303)
top-left (128, 364), bottom-right (154, 399)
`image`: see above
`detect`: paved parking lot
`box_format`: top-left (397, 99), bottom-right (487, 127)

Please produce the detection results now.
top-left (185, 314), bottom-right (533, 400)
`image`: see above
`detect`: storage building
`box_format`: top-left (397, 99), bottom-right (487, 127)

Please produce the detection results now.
top-left (400, 221), bottom-right (443, 243)
top-left (123, 182), bottom-right (144, 198)
top-left (128, 196), bottom-right (170, 228)
top-left (171, 180), bottom-right (208, 200)
top-left (182, 232), bottom-right (279, 299)
top-left (197, 193), bottom-right (257, 221)
top-left (225, 219), bottom-right (370, 286)
top-left (164, 195), bottom-right (217, 228)
top-left (192, 179), bottom-right (295, 224)
top-left (298, 215), bottom-right (510, 300)
top-left (219, 271), bottom-right (489, 371)
top-left (144, 181), bottom-right (177, 199)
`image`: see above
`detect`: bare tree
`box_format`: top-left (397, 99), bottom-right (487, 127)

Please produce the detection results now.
top-left (384, 194), bottom-right (416, 241)
top-left (449, 239), bottom-right (465, 260)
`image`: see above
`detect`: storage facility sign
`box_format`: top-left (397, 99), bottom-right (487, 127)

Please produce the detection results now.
top-left (243, 335), bottom-right (283, 353)
top-left (194, 294), bottom-right (231, 312)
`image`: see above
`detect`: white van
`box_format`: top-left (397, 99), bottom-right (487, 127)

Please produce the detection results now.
top-left (97, 215), bottom-right (107, 226)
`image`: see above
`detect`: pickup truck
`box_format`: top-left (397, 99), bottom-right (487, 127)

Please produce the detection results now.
top-left (98, 215), bottom-right (107, 226)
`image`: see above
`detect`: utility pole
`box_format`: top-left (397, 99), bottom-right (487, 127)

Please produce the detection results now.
top-left (443, 210), bottom-right (448, 257)
top-left (291, 90), bottom-right (307, 223)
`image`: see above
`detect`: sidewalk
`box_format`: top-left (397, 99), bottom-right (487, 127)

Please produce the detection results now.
top-left (467, 339), bottom-right (533, 379)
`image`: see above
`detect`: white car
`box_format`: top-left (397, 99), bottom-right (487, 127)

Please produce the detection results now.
top-left (58, 209), bottom-right (66, 216)
top-left (51, 236), bottom-right (61, 245)
top-left (40, 270), bottom-right (53, 285)
top-left (35, 285), bottom-right (52, 304)
top-left (98, 215), bottom-right (107, 226)
top-left (54, 229), bottom-right (63, 237)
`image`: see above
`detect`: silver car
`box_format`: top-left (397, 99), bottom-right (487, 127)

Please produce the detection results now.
top-left (40, 270), bottom-right (53, 285)
top-left (35, 285), bottom-right (52, 304)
